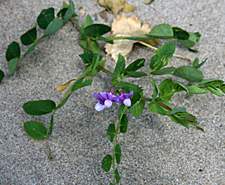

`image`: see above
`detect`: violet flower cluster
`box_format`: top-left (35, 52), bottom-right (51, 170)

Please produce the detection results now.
top-left (93, 89), bottom-right (133, 112)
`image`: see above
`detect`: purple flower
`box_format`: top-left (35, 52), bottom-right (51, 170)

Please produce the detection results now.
top-left (118, 90), bottom-right (133, 107)
top-left (93, 92), bottom-right (119, 111)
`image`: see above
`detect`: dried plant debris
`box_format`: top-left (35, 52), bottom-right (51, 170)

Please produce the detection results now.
top-left (99, 0), bottom-right (135, 14)
top-left (100, 10), bottom-right (108, 21)
top-left (105, 14), bottom-right (159, 61)
top-left (144, 0), bottom-right (154, 4)
top-left (79, 7), bottom-right (85, 17)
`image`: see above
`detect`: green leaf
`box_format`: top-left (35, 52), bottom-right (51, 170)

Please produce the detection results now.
top-left (149, 24), bottom-right (174, 39)
top-left (170, 114), bottom-right (189, 129)
top-left (173, 66), bottom-right (203, 82)
top-left (37, 7), bottom-right (55, 29)
top-left (102, 154), bottom-right (112, 172)
top-left (124, 71), bottom-right (147, 78)
top-left (176, 32), bottom-right (197, 48)
top-left (24, 121), bottom-right (47, 139)
top-left (169, 107), bottom-right (186, 114)
top-left (23, 100), bottom-right (56, 115)
top-left (56, 93), bottom-right (71, 109)
top-left (5, 41), bottom-right (20, 62)
top-left (114, 82), bottom-right (143, 94)
top-left (23, 42), bottom-right (39, 58)
top-left (107, 124), bottom-right (115, 143)
top-left (118, 104), bottom-right (125, 119)
top-left (158, 78), bottom-right (173, 96)
top-left (129, 99), bottom-right (145, 118)
top-left (79, 54), bottom-right (88, 64)
top-left (8, 58), bottom-right (18, 75)
top-left (20, 26), bottom-right (37, 45)
top-left (176, 112), bottom-right (197, 122)
top-left (49, 115), bottom-right (54, 135)
top-left (43, 18), bottom-right (64, 37)
top-left (110, 183), bottom-right (113, 185)
top-left (81, 15), bottom-right (93, 39)
top-left (83, 49), bottom-right (93, 63)
top-left (63, 2), bottom-right (70, 8)
top-left (188, 86), bottom-right (208, 94)
top-left (90, 40), bottom-right (101, 54)
top-left (85, 60), bottom-right (106, 76)
top-left (198, 79), bottom-right (224, 87)
top-left (0, 70), bottom-right (4, 84)
top-left (80, 40), bottom-right (101, 54)
top-left (193, 58), bottom-right (207, 69)
top-left (84, 24), bottom-right (111, 38)
top-left (71, 77), bottom-right (93, 91)
top-left (63, 1), bottom-right (75, 23)
top-left (170, 112), bottom-right (197, 129)
top-left (172, 83), bottom-right (189, 94)
top-left (91, 54), bottom-right (100, 73)
top-left (150, 42), bottom-right (175, 71)
top-left (149, 78), bottom-right (158, 102)
top-left (120, 114), bottom-right (128, 133)
top-left (124, 58), bottom-right (145, 74)
top-left (172, 27), bottom-right (189, 40)
top-left (112, 54), bottom-right (126, 81)
top-left (195, 32), bottom-right (201, 42)
top-left (99, 36), bottom-right (114, 44)
top-left (147, 98), bottom-right (172, 115)
top-left (57, 8), bottom-right (68, 18)
top-left (219, 84), bottom-right (225, 93)
top-left (115, 168), bottom-right (120, 184)
top-left (151, 67), bottom-right (176, 75)
top-left (115, 144), bottom-right (122, 164)
top-left (206, 85), bottom-right (224, 97)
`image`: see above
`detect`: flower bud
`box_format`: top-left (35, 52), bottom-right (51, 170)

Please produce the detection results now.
top-left (109, 86), bottom-right (115, 95)
top-left (119, 89), bottom-right (125, 95)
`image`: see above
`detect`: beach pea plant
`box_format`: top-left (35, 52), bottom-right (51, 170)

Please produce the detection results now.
top-left (3, 1), bottom-right (225, 184)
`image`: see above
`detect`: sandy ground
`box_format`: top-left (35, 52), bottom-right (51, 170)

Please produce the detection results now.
top-left (0, 0), bottom-right (225, 184)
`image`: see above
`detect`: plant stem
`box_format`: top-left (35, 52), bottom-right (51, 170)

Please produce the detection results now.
top-left (106, 35), bottom-right (150, 41)
top-left (97, 65), bottom-right (113, 77)
top-left (112, 106), bottom-right (127, 184)
top-left (70, 18), bottom-right (81, 31)
top-left (138, 41), bottom-right (192, 63)
top-left (87, 38), bottom-right (92, 50)
top-left (11, 36), bottom-right (45, 75)
top-left (45, 110), bottom-right (56, 160)
top-left (141, 97), bottom-right (152, 101)
top-left (59, 66), bottom-right (92, 104)
top-left (155, 100), bottom-right (172, 111)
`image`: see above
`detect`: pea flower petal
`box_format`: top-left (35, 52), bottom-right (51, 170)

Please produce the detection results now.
top-left (118, 90), bottom-right (133, 107)
top-left (93, 92), bottom-right (120, 111)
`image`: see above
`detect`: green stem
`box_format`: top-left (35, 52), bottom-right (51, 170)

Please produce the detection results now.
top-left (97, 65), bottom-right (113, 77)
top-left (59, 66), bottom-right (92, 104)
top-left (70, 17), bottom-right (81, 31)
top-left (87, 38), bottom-right (92, 50)
top-left (17, 36), bottom-right (44, 66)
top-left (45, 109), bottom-right (56, 160)
top-left (106, 35), bottom-right (150, 41)
top-left (155, 100), bottom-right (172, 111)
top-left (141, 97), bottom-right (152, 101)
top-left (112, 106), bottom-right (127, 184)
